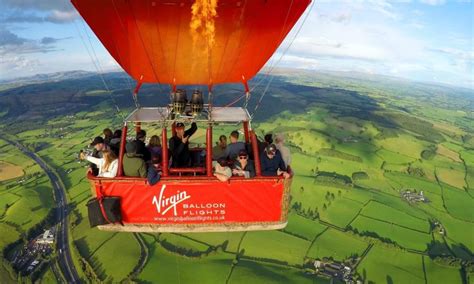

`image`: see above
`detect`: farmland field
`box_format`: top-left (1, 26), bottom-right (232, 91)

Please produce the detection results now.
top-left (0, 70), bottom-right (472, 283)
top-left (350, 215), bottom-right (431, 251)
top-left (307, 229), bottom-right (369, 260)
top-left (0, 162), bottom-right (24, 181)
top-left (357, 245), bottom-right (425, 283)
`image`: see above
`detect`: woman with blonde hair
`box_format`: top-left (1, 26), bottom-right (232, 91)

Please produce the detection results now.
top-left (147, 135), bottom-right (162, 157)
top-left (81, 149), bottom-right (118, 178)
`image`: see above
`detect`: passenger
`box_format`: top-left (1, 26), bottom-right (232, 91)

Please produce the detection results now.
top-left (213, 158), bottom-right (232, 182)
top-left (123, 141), bottom-right (147, 177)
top-left (260, 144), bottom-right (290, 178)
top-left (147, 135), bottom-right (162, 157)
top-left (81, 149), bottom-right (118, 178)
top-left (109, 129), bottom-right (122, 156)
top-left (135, 129), bottom-right (151, 162)
top-left (169, 122), bottom-right (198, 167)
top-left (275, 133), bottom-right (291, 168)
top-left (103, 128), bottom-right (113, 145)
top-left (212, 135), bottom-right (227, 160)
top-left (223, 130), bottom-right (245, 160)
top-left (232, 150), bottom-right (255, 178)
top-left (88, 136), bottom-right (109, 176)
top-left (147, 155), bottom-right (162, 186)
top-left (258, 133), bottom-right (274, 154)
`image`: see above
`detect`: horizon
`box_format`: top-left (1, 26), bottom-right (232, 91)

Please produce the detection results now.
top-left (0, 0), bottom-right (472, 89)
top-left (1, 67), bottom-right (473, 93)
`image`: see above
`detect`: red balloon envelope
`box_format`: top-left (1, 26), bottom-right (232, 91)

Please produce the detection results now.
top-left (71, 0), bottom-right (311, 85)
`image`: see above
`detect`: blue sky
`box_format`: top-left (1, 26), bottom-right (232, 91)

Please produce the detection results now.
top-left (0, 0), bottom-right (472, 89)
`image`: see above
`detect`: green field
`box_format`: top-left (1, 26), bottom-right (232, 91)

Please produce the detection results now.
top-left (357, 245), bottom-right (425, 283)
top-left (360, 201), bottom-right (430, 232)
top-left (229, 259), bottom-right (327, 284)
top-left (307, 229), bottom-right (369, 260)
top-left (138, 234), bottom-right (233, 283)
top-left (0, 70), bottom-right (473, 283)
top-left (350, 215), bottom-right (431, 251)
top-left (423, 256), bottom-right (463, 284)
top-left (284, 213), bottom-right (327, 240)
top-left (240, 231), bottom-right (311, 266)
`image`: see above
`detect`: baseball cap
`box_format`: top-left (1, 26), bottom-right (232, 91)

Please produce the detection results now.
top-left (90, 136), bottom-right (104, 146)
top-left (265, 144), bottom-right (277, 155)
top-left (175, 122), bottom-right (185, 129)
top-left (238, 149), bottom-right (248, 157)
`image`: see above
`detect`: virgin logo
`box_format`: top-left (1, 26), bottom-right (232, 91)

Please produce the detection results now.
top-left (152, 185), bottom-right (191, 216)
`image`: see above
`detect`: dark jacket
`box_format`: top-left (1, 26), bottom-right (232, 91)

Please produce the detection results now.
top-left (169, 122), bottom-right (197, 167)
top-left (260, 152), bottom-right (286, 176)
top-left (135, 139), bottom-right (151, 162)
top-left (109, 137), bottom-right (121, 156)
top-left (224, 142), bottom-right (246, 160)
top-left (234, 159), bottom-right (256, 178)
top-left (123, 154), bottom-right (147, 177)
top-left (89, 148), bottom-right (101, 176)
top-left (147, 166), bottom-right (162, 186)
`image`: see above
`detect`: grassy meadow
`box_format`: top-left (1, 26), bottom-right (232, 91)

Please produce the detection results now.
top-left (0, 70), bottom-right (472, 283)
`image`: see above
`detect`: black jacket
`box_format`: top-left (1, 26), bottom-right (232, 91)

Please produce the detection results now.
top-left (169, 122), bottom-right (197, 167)
top-left (260, 152), bottom-right (286, 176)
top-left (135, 139), bottom-right (151, 162)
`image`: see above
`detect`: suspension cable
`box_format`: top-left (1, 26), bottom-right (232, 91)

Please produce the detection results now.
top-left (250, 0), bottom-right (315, 93)
top-left (73, 18), bottom-right (125, 121)
top-left (250, 0), bottom-right (315, 118)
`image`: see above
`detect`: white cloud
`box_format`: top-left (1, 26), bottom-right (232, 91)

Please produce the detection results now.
top-left (419, 0), bottom-right (446, 5)
top-left (45, 10), bottom-right (80, 23)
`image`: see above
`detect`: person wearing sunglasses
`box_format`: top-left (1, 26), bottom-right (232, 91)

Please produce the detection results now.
top-left (260, 144), bottom-right (290, 179)
top-left (232, 150), bottom-right (255, 178)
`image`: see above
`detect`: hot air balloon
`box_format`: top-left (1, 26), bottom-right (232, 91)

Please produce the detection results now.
top-left (72, 0), bottom-right (311, 232)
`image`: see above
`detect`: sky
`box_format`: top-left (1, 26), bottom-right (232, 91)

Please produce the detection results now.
top-left (0, 0), bottom-right (472, 89)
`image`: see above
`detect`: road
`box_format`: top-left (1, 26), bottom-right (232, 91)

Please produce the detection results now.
top-left (3, 137), bottom-right (81, 283)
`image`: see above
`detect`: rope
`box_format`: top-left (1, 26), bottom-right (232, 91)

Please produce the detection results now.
top-left (251, 0), bottom-right (315, 93)
top-left (73, 18), bottom-right (125, 121)
top-left (223, 93), bottom-right (246, 108)
top-left (250, 0), bottom-right (315, 118)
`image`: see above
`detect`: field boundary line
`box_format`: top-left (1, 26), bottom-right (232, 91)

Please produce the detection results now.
top-left (280, 228), bottom-right (311, 241)
top-left (369, 199), bottom-right (429, 221)
top-left (304, 227), bottom-right (329, 259)
top-left (88, 232), bottom-right (118, 258)
top-left (459, 154), bottom-right (473, 198)
top-left (435, 169), bottom-right (474, 223)
top-left (171, 233), bottom-right (213, 248)
top-left (345, 199), bottom-right (371, 228)
top-left (225, 232), bottom-right (247, 284)
top-left (318, 219), bottom-right (346, 231)
top-left (421, 255), bottom-right (428, 284)
top-left (358, 214), bottom-right (430, 235)
top-left (358, 182), bottom-right (431, 220)
top-left (129, 233), bottom-right (149, 281)
top-left (353, 243), bottom-right (373, 270)
top-left (341, 196), bottom-right (366, 205)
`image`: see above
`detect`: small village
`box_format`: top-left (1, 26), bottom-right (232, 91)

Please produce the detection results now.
top-left (313, 259), bottom-right (358, 284)
top-left (10, 228), bottom-right (55, 276)
top-left (401, 189), bottom-right (429, 203)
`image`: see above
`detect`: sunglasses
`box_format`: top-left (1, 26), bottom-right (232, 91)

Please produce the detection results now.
top-left (239, 156), bottom-right (248, 159)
